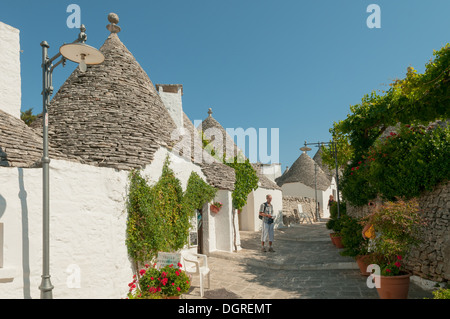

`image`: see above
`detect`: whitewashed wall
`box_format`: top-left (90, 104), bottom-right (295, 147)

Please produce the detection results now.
top-left (0, 146), bottom-right (227, 299)
top-left (0, 21), bottom-right (21, 119)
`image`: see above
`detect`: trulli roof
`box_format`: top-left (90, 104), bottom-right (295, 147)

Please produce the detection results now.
top-left (275, 151), bottom-right (331, 191)
top-left (44, 22), bottom-right (177, 170)
top-left (199, 109), bottom-right (280, 191)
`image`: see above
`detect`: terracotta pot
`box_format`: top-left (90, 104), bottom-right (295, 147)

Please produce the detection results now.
top-left (329, 233), bottom-right (344, 248)
top-left (164, 295), bottom-right (181, 299)
top-left (329, 233), bottom-right (336, 246)
top-left (333, 236), bottom-right (344, 248)
top-left (356, 255), bottom-right (371, 276)
top-left (376, 273), bottom-right (411, 299)
top-left (210, 205), bottom-right (220, 213)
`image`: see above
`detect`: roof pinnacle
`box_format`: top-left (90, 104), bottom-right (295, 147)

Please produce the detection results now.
top-left (107, 13), bottom-right (121, 34)
top-left (208, 108), bottom-right (213, 117)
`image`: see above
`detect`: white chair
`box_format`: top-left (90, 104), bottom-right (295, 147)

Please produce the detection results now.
top-left (181, 251), bottom-right (210, 297)
top-left (298, 204), bottom-right (313, 224)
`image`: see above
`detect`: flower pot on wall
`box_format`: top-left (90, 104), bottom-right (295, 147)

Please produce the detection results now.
top-left (210, 205), bottom-right (220, 214)
top-left (376, 273), bottom-right (411, 299)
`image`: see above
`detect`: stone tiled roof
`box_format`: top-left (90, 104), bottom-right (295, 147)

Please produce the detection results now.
top-left (44, 31), bottom-right (177, 170)
top-left (0, 109), bottom-right (77, 167)
top-left (199, 109), bottom-right (280, 191)
top-left (180, 112), bottom-right (235, 191)
top-left (199, 109), bottom-right (243, 160)
top-left (313, 147), bottom-right (335, 181)
top-left (275, 152), bottom-right (331, 191)
top-left (251, 163), bottom-right (281, 190)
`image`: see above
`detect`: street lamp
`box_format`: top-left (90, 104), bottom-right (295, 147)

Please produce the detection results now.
top-left (39, 25), bottom-right (104, 299)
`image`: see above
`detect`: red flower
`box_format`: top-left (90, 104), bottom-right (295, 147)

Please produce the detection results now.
top-left (145, 264), bottom-right (149, 268)
top-left (169, 264), bottom-right (173, 268)
top-left (178, 263), bottom-right (183, 268)
top-left (172, 283), bottom-right (175, 286)
top-left (358, 161), bottom-right (362, 165)
top-left (395, 262), bottom-right (401, 268)
top-left (397, 255), bottom-right (402, 260)
top-left (177, 287), bottom-right (181, 292)
top-left (356, 166), bottom-right (359, 170)
top-left (351, 167), bottom-right (355, 171)
top-left (150, 277), bottom-right (154, 280)
top-left (351, 173), bottom-right (353, 175)
top-left (386, 269), bottom-right (391, 273)
top-left (175, 270), bottom-right (180, 276)
top-left (139, 269), bottom-right (146, 276)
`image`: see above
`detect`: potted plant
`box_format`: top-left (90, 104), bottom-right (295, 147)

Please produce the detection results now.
top-left (127, 262), bottom-right (191, 299)
top-left (338, 215), bottom-right (371, 275)
top-left (210, 201), bottom-right (223, 213)
top-left (326, 202), bottom-right (346, 248)
top-left (362, 198), bottom-right (426, 299)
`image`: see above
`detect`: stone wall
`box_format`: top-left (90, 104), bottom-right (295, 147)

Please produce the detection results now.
top-left (347, 181), bottom-right (450, 282)
top-left (405, 181), bottom-right (450, 282)
top-left (282, 196), bottom-right (317, 225)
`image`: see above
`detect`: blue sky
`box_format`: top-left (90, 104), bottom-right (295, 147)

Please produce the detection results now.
top-left (1, 0), bottom-right (450, 171)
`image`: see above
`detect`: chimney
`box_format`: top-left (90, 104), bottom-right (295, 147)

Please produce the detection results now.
top-left (156, 84), bottom-right (184, 129)
top-left (0, 22), bottom-right (21, 119)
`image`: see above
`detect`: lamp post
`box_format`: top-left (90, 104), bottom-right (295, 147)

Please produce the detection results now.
top-left (304, 140), bottom-right (341, 219)
top-left (39, 25), bottom-right (104, 299)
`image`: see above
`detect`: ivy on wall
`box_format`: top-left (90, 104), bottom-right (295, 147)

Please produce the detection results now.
top-left (225, 154), bottom-right (259, 210)
top-left (126, 156), bottom-right (217, 267)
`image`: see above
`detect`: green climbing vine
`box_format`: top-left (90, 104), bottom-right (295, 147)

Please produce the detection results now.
top-left (126, 156), bottom-right (217, 267)
top-left (225, 154), bottom-right (259, 210)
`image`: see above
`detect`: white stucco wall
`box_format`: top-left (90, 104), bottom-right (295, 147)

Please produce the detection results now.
top-left (0, 146), bottom-right (227, 299)
top-left (0, 21), bottom-right (21, 119)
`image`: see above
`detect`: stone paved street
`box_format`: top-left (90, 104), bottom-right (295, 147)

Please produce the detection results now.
top-left (184, 221), bottom-right (434, 299)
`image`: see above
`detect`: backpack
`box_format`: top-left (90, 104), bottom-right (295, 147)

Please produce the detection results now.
top-left (259, 202), bottom-right (268, 220)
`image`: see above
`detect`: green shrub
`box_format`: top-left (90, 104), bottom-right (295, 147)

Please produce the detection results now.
top-left (339, 215), bottom-right (369, 258)
top-left (431, 287), bottom-right (450, 299)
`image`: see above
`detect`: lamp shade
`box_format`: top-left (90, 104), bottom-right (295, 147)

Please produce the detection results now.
top-left (59, 43), bottom-right (104, 65)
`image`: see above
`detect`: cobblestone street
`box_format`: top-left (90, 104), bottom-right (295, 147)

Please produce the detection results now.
top-left (184, 221), bottom-right (434, 299)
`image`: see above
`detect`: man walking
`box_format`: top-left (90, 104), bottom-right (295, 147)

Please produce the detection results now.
top-left (259, 194), bottom-right (275, 252)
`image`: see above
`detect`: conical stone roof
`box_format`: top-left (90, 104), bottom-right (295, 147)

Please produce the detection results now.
top-left (313, 147), bottom-right (335, 181)
top-left (275, 151), bottom-right (331, 191)
top-left (179, 112), bottom-right (235, 191)
top-left (199, 108), bottom-right (243, 161)
top-left (46, 18), bottom-right (177, 170)
top-left (199, 108), bottom-right (280, 190)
